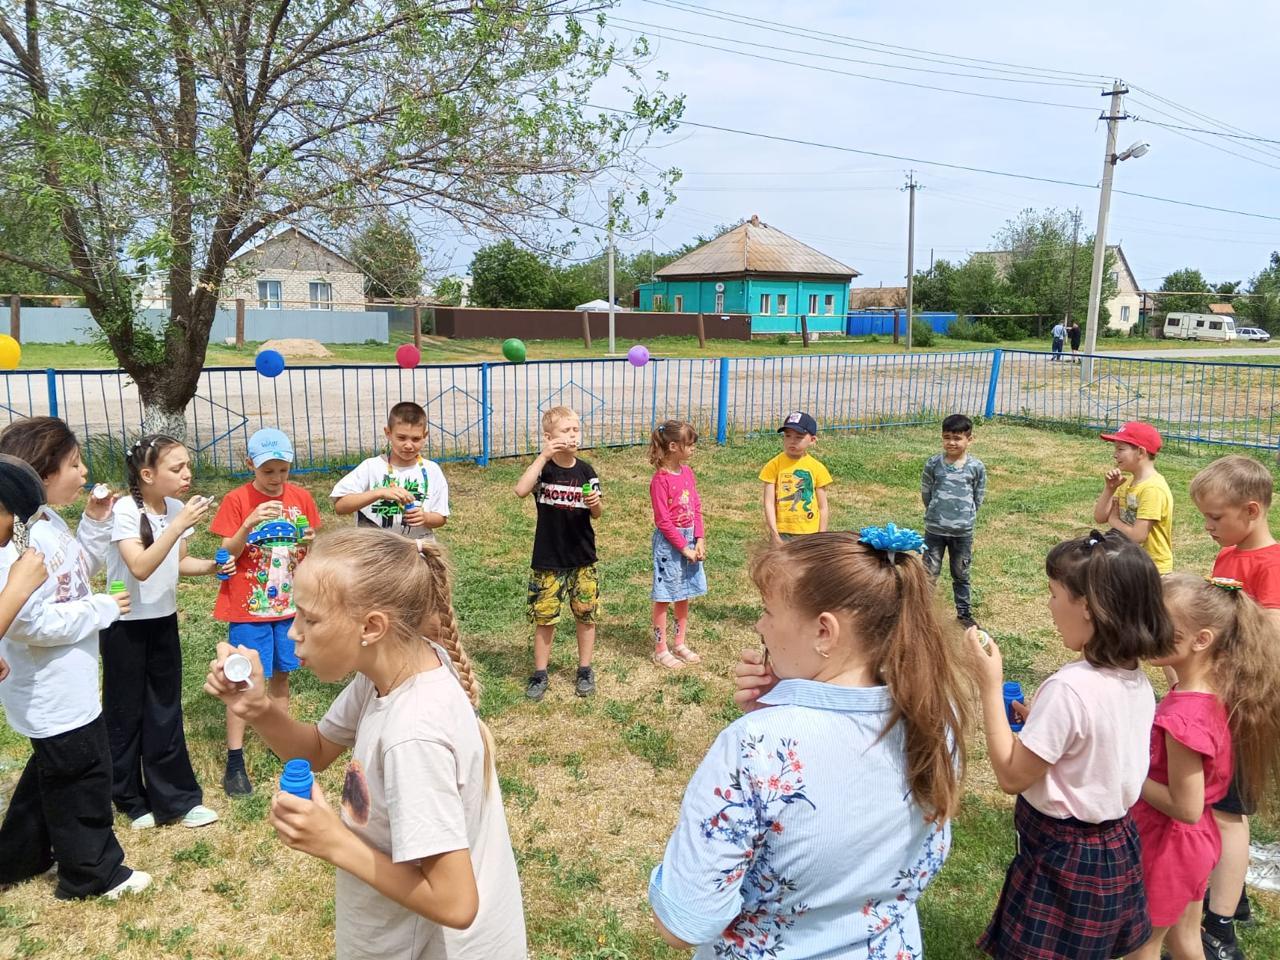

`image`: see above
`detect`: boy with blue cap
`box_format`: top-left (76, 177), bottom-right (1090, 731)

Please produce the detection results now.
top-left (209, 428), bottom-right (320, 795)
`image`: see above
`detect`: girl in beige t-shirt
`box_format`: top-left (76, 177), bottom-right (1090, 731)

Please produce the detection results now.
top-left (205, 528), bottom-right (526, 959)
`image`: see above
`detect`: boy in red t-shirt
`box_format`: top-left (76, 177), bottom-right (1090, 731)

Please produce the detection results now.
top-left (209, 428), bottom-right (320, 796)
top-left (1190, 454), bottom-right (1280, 956)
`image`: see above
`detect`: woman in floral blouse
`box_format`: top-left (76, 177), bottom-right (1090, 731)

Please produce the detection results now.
top-left (649, 527), bottom-right (971, 959)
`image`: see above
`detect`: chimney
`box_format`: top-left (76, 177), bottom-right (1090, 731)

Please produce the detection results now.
top-left (749, 214), bottom-right (760, 227)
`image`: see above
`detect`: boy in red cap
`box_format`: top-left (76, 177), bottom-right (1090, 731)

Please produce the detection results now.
top-left (1092, 421), bottom-right (1173, 573)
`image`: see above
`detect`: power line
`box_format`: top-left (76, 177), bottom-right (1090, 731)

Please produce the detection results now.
top-left (1135, 118), bottom-right (1280, 146)
top-left (638, 0), bottom-right (1110, 84)
top-left (601, 103), bottom-right (1280, 222)
top-left (1128, 85), bottom-right (1280, 162)
top-left (611, 23), bottom-right (1098, 112)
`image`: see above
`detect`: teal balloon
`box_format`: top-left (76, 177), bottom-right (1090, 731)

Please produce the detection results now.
top-left (502, 338), bottom-right (527, 363)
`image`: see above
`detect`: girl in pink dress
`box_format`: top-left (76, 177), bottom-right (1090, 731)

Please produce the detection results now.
top-left (1126, 574), bottom-right (1280, 960)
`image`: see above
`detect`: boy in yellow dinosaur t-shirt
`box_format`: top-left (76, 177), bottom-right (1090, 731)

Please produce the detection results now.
top-left (759, 411), bottom-right (833, 542)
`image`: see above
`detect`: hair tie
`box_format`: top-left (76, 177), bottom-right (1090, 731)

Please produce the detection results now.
top-left (858, 523), bottom-right (925, 564)
top-left (1206, 576), bottom-right (1244, 593)
top-left (657, 424), bottom-right (665, 433)
top-left (1084, 529), bottom-right (1106, 549)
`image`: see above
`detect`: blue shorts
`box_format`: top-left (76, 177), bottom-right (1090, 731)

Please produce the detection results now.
top-left (228, 619), bottom-right (298, 678)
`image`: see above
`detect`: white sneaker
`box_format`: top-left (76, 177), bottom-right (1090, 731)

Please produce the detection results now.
top-left (102, 870), bottom-right (152, 900)
top-left (1250, 841), bottom-right (1280, 864)
top-left (1245, 859), bottom-right (1280, 893)
top-left (130, 813), bottom-right (157, 830)
top-left (181, 805), bottom-right (218, 828)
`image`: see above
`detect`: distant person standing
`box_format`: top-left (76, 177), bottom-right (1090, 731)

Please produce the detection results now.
top-left (1050, 320), bottom-right (1066, 361)
top-left (1068, 321), bottom-right (1082, 363)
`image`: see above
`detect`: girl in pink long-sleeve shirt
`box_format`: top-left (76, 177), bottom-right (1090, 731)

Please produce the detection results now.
top-left (647, 420), bottom-right (706, 669)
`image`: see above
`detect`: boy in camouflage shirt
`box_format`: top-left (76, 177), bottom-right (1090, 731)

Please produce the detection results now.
top-left (921, 414), bottom-right (987, 627)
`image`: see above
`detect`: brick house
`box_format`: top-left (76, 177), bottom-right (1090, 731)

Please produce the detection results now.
top-left (221, 228), bottom-right (367, 310)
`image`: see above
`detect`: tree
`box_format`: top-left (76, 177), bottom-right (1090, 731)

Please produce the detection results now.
top-left (0, 194), bottom-right (79, 298)
top-left (469, 240), bottom-right (553, 309)
top-left (349, 214), bottom-right (424, 302)
top-left (431, 276), bottom-right (465, 307)
top-left (0, 2), bottom-right (681, 432)
top-left (1236, 252), bottom-right (1280, 332)
top-left (1156, 269), bottom-right (1213, 317)
top-left (949, 257), bottom-right (1011, 319)
top-left (910, 260), bottom-right (957, 312)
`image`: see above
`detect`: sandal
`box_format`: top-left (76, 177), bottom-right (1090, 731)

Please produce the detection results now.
top-left (672, 645), bottom-right (702, 664)
top-left (652, 648), bottom-right (683, 669)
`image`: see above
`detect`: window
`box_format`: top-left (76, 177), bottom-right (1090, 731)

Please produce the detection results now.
top-left (653, 294), bottom-right (665, 310)
top-left (1110, 271), bottom-right (1119, 286)
top-left (1168, 317), bottom-right (1181, 326)
top-left (760, 293), bottom-right (771, 314)
top-left (824, 294), bottom-right (835, 315)
top-left (808, 294), bottom-right (819, 314)
top-left (257, 280), bottom-right (282, 309)
top-left (715, 292), bottom-right (724, 313)
top-left (309, 281), bottom-right (332, 310)
top-left (1210, 321), bottom-right (1222, 331)
top-left (777, 294), bottom-right (788, 316)
top-left (674, 295), bottom-right (684, 312)
top-left (1120, 305), bottom-right (1130, 325)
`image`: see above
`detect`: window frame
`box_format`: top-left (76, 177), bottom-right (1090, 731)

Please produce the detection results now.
top-left (760, 293), bottom-right (771, 314)
top-left (824, 293), bottom-right (835, 315)
top-left (309, 280), bottom-right (333, 310)
top-left (673, 294), bottom-right (684, 313)
top-left (257, 279), bottom-right (282, 310)
top-left (776, 293), bottom-right (788, 316)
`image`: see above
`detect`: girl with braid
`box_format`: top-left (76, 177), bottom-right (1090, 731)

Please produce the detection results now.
top-left (102, 435), bottom-right (231, 829)
top-left (204, 528), bottom-right (526, 960)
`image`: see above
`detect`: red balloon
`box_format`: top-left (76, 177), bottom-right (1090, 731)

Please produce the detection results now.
top-left (395, 344), bottom-right (421, 369)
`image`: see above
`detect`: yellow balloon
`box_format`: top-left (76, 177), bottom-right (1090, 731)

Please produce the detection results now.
top-left (0, 335), bottom-right (20, 370)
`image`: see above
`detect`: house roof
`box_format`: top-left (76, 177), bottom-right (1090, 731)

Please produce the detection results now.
top-left (655, 216), bottom-right (859, 280)
top-left (849, 286), bottom-right (907, 309)
top-left (229, 226), bottom-right (363, 273)
top-left (973, 243), bottom-right (1137, 290)
top-left (1209, 302), bottom-right (1236, 315)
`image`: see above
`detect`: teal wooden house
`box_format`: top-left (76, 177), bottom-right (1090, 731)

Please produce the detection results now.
top-left (636, 216), bottom-right (859, 334)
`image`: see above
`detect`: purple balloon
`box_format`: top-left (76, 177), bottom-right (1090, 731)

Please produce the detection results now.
top-left (627, 344), bottom-right (650, 367)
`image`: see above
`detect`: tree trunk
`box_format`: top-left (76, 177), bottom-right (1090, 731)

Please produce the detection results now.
top-left (140, 402), bottom-right (189, 442)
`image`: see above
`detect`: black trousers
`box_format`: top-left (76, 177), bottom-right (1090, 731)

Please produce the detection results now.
top-left (0, 715), bottom-right (131, 899)
top-left (101, 614), bottom-right (202, 822)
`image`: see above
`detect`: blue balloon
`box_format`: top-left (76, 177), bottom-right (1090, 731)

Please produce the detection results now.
top-left (255, 349), bottom-right (285, 378)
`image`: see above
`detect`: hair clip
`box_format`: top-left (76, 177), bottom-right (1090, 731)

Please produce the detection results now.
top-left (1206, 576), bottom-right (1244, 593)
top-left (657, 424), bottom-right (665, 433)
top-left (858, 523), bottom-right (925, 564)
top-left (1084, 530), bottom-right (1106, 549)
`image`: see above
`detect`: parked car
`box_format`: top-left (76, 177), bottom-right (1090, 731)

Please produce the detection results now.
top-left (1238, 327), bottom-right (1271, 342)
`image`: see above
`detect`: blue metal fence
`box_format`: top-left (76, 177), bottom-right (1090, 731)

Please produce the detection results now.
top-left (2, 348), bottom-right (1276, 481)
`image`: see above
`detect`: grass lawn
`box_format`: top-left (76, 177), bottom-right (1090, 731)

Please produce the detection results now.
top-left (15, 332), bottom-right (1280, 370)
top-left (2, 423), bottom-right (1279, 959)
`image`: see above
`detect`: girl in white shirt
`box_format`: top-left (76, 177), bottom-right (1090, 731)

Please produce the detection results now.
top-left (102, 435), bottom-right (231, 830)
top-left (204, 528), bottom-right (526, 960)
top-left (969, 529), bottom-right (1176, 960)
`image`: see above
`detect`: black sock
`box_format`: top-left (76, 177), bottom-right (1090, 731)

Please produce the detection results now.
top-left (1204, 909), bottom-right (1236, 944)
top-left (531, 669), bottom-right (548, 682)
top-left (226, 747), bottom-right (245, 772)
top-left (577, 665), bottom-right (592, 679)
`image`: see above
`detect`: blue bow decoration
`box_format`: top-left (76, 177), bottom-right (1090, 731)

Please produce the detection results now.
top-left (858, 523), bottom-right (925, 564)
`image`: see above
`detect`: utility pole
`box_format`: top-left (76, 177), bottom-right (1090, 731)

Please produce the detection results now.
top-left (607, 189), bottom-right (616, 354)
top-left (1082, 81), bottom-right (1128, 380)
top-left (903, 171), bottom-right (921, 351)
top-left (1064, 208), bottom-right (1081, 326)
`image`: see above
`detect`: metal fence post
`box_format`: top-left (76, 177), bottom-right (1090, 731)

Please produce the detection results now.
top-left (715, 356), bottom-right (730, 444)
top-left (984, 349), bottom-right (1003, 420)
top-left (479, 362), bottom-right (491, 465)
top-left (46, 368), bottom-right (58, 417)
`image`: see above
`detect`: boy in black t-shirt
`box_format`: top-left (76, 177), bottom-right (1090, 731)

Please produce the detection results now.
top-left (514, 405), bottom-right (603, 701)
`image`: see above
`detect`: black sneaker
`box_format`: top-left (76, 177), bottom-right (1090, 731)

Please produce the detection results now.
top-left (1201, 927), bottom-right (1246, 960)
top-left (222, 766), bottom-right (253, 797)
top-left (575, 667), bottom-right (596, 698)
top-left (525, 674), bottom-right (549, 702)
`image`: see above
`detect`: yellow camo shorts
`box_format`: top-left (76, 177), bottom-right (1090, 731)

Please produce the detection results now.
top-left (527, 565), bottom-right (600, 626)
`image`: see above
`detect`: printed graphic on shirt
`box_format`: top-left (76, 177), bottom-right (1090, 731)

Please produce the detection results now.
top-left (238, 510), bottom-right (309, 617)
top-left (46, 534), bottom-right (90, 604)
top-left (342, 759), bottom-right (371, 826)
top-left (535, 479), bottom-right (598, 510)
top-left (369, 465), bottom-right (430, 523)
top-left (777, 469), bottom-right (816, 518)
top-left (1121, 493), bottom-right (1140, 527)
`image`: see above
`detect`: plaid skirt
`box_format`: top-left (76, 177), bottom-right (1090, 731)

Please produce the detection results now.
top-left (978, 796), bottom-right (1150, 960)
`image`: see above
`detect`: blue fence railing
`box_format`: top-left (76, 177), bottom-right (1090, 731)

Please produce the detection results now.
top-left (1, 348), bottom-right (1276, 480)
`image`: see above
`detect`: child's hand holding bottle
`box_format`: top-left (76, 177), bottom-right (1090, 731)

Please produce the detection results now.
top-left (176, 494), bottom-right (216, 531)
top-left (243, 500), bottom-right (284, 529)
top-left (204, 643), bottom-right (269, 719)
top-left (380, 485), bottom-right (416, 507)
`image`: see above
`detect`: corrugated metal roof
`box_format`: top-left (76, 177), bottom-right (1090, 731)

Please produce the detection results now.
top-left (850, 286), bottom-right (906, 309)
top-left (656, 216), bottom-right (859, 279)
top-left (1208, 302), bottom-right (1236, 315)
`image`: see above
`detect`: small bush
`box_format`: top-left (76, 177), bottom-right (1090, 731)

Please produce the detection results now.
top-left (947, 317), bottom-right (997, 342)
top-left (774, 333), bottom-right (790, 345)
top-left (865, 333), bottom-right (880, 343)
top-left (911, 317), bottom-right (935, 348)
top-left (1101, 326), bottom-right (1124, 339)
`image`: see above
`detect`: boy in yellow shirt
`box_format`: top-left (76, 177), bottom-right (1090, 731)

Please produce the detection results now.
top-left (1092, 421), bottom-right (1173, 573)
top-left (759, 411), bottom-right (833, 542)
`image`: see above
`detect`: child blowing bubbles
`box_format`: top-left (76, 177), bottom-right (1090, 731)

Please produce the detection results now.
top-left (204, 529), bottom-right (526, 960)
top-left (968, 530), bottom-right (1174, 960)
top-left (1124, 575), bottom-right (1280, 960)
top-left (648, 419), bottom-right (705, 669)
top-left (654, 528), bottom-right (970, 959)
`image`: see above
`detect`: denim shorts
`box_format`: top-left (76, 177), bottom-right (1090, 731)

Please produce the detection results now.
top-left (228, 619), bottom-right (298, 678)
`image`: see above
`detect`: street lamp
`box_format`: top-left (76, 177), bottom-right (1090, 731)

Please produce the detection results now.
top-left (1081, 86), bottom-right (1150, 381)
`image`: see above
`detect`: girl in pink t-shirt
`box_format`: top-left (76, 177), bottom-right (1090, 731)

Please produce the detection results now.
top-left (647, 420), bottom-right (705, 669)
top-left (1125, 574), bottom-right (1280, 960)
top-left (969, 530), bottom-right (1176, 960)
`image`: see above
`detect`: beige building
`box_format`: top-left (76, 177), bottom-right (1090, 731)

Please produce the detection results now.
top-left (221, 228), bottom-right (367, 309)
top-left (973, 243), bottom-right (1142, 332)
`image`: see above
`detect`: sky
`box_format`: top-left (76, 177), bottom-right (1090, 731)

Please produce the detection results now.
top-left (438, 0), bottom-right (1280, 293)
